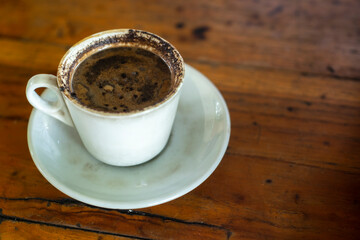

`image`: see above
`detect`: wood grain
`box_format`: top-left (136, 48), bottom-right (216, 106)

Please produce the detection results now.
top-left (0, 221), bottom-right (135, 240)
top-left (0, 198), bottom-right (229, 240)
top-left (0, 0), bottom-right (359, 78)
top-left (1, 0), bottom-right (360, 239)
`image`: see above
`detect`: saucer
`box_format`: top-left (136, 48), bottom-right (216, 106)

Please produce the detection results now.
top-left (27, 64), bottom-right (231, 209)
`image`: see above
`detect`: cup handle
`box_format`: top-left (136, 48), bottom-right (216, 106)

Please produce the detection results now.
top-left (26, 74), bottom-right (74, 127)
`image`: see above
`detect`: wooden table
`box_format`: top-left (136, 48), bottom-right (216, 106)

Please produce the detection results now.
top-left (1, 0), bottom-right (359, 239)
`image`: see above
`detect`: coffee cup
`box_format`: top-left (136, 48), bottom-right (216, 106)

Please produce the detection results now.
top-left (26, 29), bottom-right (185, 166)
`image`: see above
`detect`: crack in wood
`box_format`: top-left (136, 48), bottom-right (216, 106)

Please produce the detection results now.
top-left (0, 197), bottom-right (233, 239)
top-left (225, 152), bottom-right (360, 176)
top-left (0, 212), bottom-right (154, 240)
top-left (223, 90), bottom-right (360, 114)
top-left (225, 103), bottom-right (360, 129)
top-left (186, 58), bottom-right (360, 82)
top-left (117, 209), bottom-right (231, 234)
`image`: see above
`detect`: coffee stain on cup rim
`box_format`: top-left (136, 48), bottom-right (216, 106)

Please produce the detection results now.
top-left (58, 29), bottom-right (185, 117)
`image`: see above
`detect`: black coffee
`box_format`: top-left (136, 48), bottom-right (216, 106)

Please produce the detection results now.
top-left (71, 47), bottom-right (172, 113)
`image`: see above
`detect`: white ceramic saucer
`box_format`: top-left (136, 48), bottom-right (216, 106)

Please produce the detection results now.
top-left (27, 64), bottom-right (231, 209)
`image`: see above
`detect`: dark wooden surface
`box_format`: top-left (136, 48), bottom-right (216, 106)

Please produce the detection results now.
top-left (1, 0), bottom-right (360, 239)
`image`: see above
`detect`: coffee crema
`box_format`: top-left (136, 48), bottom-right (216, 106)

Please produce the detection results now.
top-left (71, 47), bottom-right (172, 113)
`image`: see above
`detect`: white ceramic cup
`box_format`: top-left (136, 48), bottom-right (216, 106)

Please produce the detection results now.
top-left (26, 29), bottom-right (185, 166)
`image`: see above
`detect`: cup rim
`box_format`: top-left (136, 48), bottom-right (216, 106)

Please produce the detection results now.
top-left (57, 29), bottom-right (185, 117)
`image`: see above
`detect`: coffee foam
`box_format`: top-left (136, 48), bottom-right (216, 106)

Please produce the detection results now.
top-left (71, 47), bottom-right (172, 113)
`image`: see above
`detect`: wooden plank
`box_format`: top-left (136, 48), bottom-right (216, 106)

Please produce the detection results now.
top-left (0, 0), bottom-right (359, 78)
top-left (0, 36), bottom-right (358, 105)
top-left (189, 62), bottom-right (360, 107)
top-left (0, 38), bottom-right (65, 71)
top-left (0, 198), bottom-right (229, 240)
top-left (1, 38), bottom-right (360, 114)
top-left (0, 220), bottom-right (138, 239)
